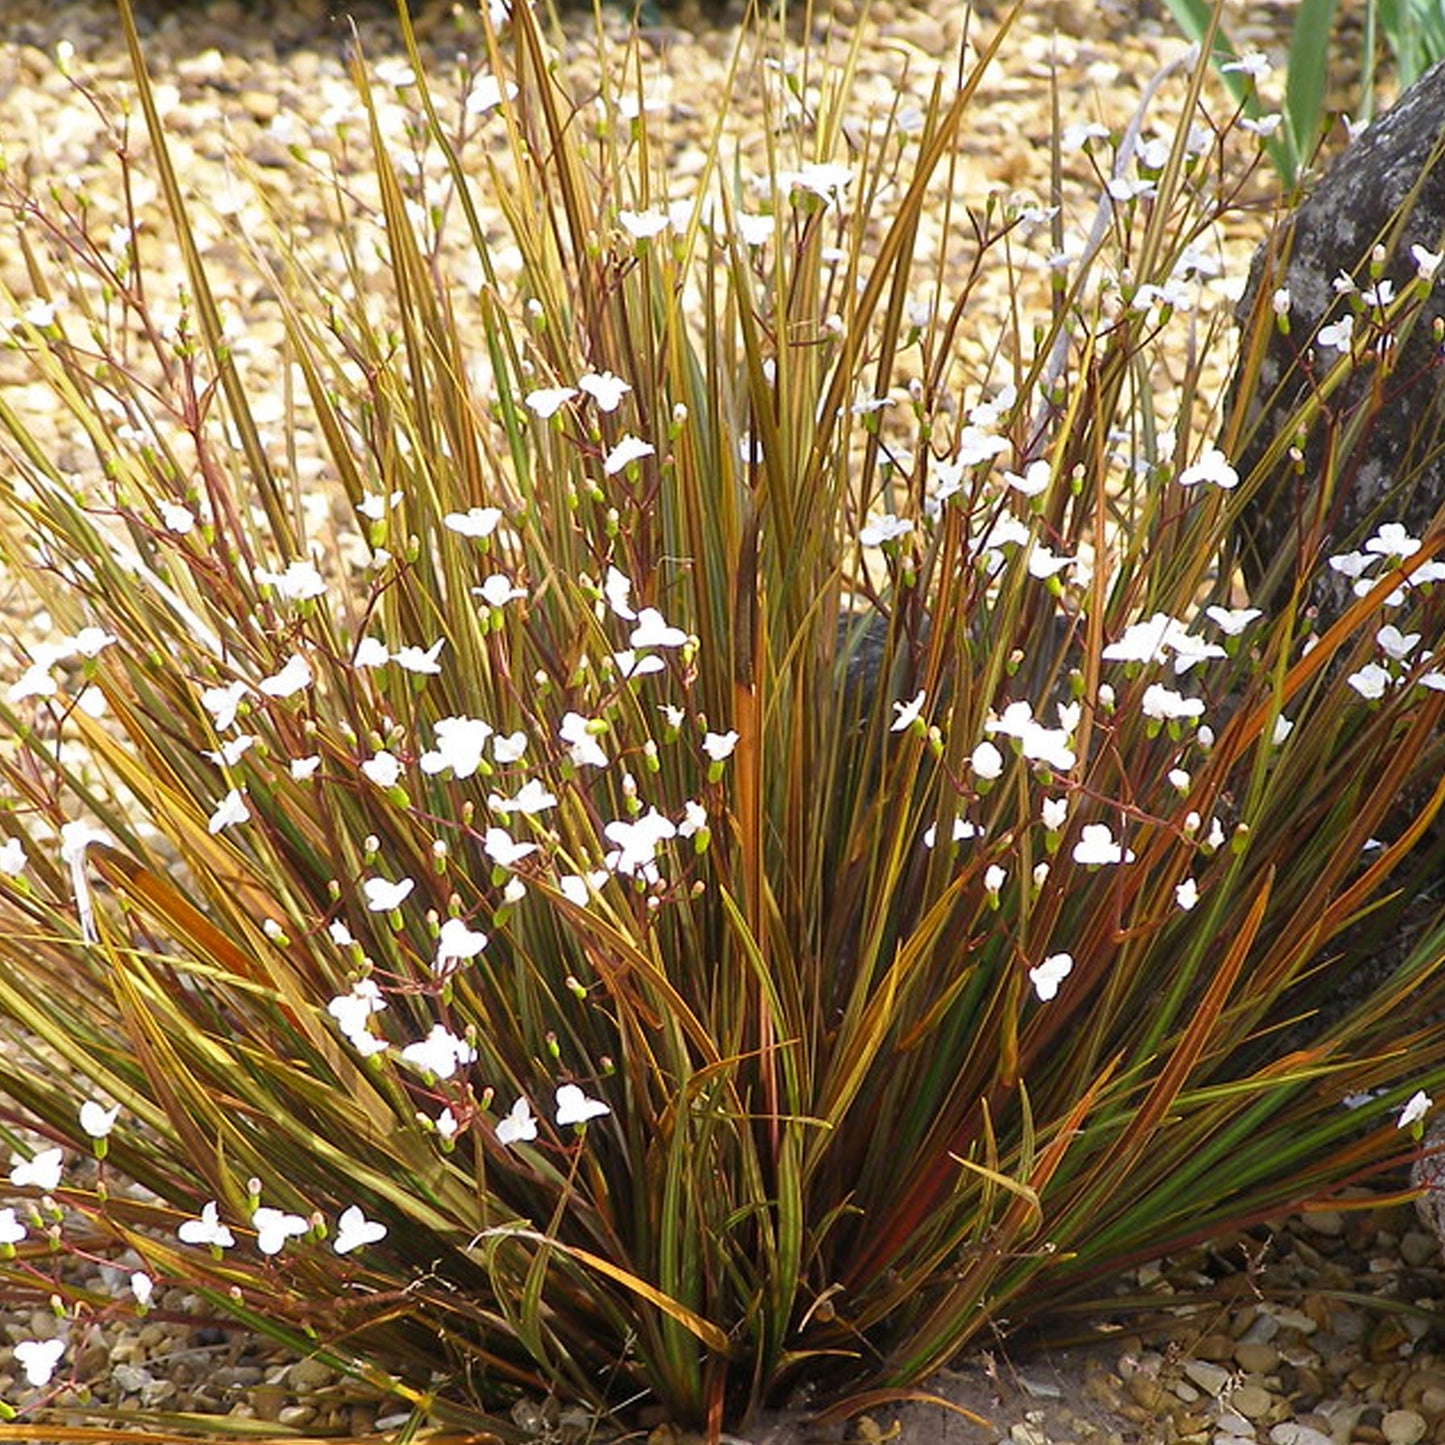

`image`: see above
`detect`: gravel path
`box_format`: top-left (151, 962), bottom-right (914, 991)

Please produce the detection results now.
top-left (1, 0), bottom-right (1441, 1441)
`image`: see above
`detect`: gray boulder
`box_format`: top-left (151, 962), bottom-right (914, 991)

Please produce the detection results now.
top-left (1231, 60), bottom-right (1445, 614)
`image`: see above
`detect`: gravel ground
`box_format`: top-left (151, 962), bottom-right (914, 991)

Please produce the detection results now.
top-left (1, 0), bottom-right (1441, 1441)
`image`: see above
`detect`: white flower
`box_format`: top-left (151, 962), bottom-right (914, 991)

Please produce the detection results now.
top-left (1141, 684), bottom-right (1205, 722)
top-left (207, 787), bottom-right (250, 834)
top-left (604, 566), bottom-right (637, 620)
top-left (555, 1082), bottom-right (610, 1126)
top-left (327, 979), bottom-right (387, 1038)
top-left (1221, 50), bottom-right (1271, 79)
top-left (1328, 549), bottom-right (1375, 579)
top-left (202, 735), bottom-right (255, 767)
top-left (14, 1338), bottom-right (65, 1387)
top-left (630, 608), bottom-right (688, 649)
top-left (201, 680), bottom-right (249, 730)
top-left (1240, 113), bottom-right (1282, 137)
top-left (1025, 544), bottom-right (1074, 580)
top-left (1004, 459), bottom-right (1052, 497)
top-left (400, 1024), bottom-right (476, 1080)
top-left (558, 869), bottom-right (608, 905)
top-left (780, 162), bottom-right (854, 204)
top-left (922, 816), bottom-right (980, 849)
top-left (8, 660), bottom-right (56, 703)
top-left (578, 371), bottom-right (631, 411)
top-left (1271, 287), bottom-right (1291, 316)
top-left (178, 1201), bottom-right (235, 1250)
top-left (1366, 522), bottom-right (1421, 558)
top-left (523, 386), bottom-right (577, 419)
top-left (957, 416), bottom-right (1014, 464)
top-left (1317, 315), bottom-right (1354, 352)
top-left (1362, 279), bottom-right (1396, 309)
top-left (466, 73), bottom-right (517, 113)
top-left (1041, 797), bottom-right (1068, 831)
top-left (392, 639), bottom-right (446, 674)
top-left (1062, 120), bottom-right (1109, 152)
top-left (361, 751), bottom-right (404, 789)
top-left (496, 1096), bottom-right (539, 1146)
top-left (984, 864), bottom-right (1006, 895)
top-left (734, 212), bottom-right (775, 247)
top-left (604, 809), bottom-right (677, 878)
top-left (255, 559), bottom-right (327, 602)
top-left (1377, 624), bottom-right (1420, 660)
top-left (10, 1148), bottom-right (63, 1192)
top-left (1205, 606), bottom-right (1262, 636)
top-left (483, 827), bottom-right (538, 869)
top-left (1028, 953), bottom-right (1074, 1002)
top-left (79, 1101), bottom-right (118, 1139)
top-left (444, 507), bottom-right (503, 538)
top-left (421, 716), bottom-right (493, 779)
top-left (493, 731), bottom-right (528, 763)
top-left (333, 1204), bottom-right (387, 1254)
top-left (488, 779), bottom-right (557, 815)
top-left (560, 712), bottom-right (608, 769)
top-left (702, 730), bottom-right (739, 761)
top-left (158, 500), bottom-right (196, 533)
top-left (604, 435), bottom-right (656, 475)
top-left (1177, 446), bottom-right (1239, 490)
top-left (0, 1201), bottom-right (24, 1251)
top-left (258, 653), bottom-right (312, 699)
top-left (0, 838), bottom-right (28, 876)
top-left (859, 514), bottom-right (913, 548)
top-left (291, 755), bottom-right (322, 780)
top-left (1072, 823), bottom-right (1133, 866)
top-left (252, 1206), bottom-right (309, 1256)
top-left (1175, 877), bottom-right (1199, 911)
top-left (435, 917), bottom-right (489, 972)
top-left (362, 876), bottom-right (415, 912)
top-left (1412, 243), bottom-right (1443, 283)
top-left (473, 574), bottom-right (527, 608)
top-left (0, 1209), bottom-right (26, 1246)
top-left (612, 649), bottom-right (665, 679)
top-left (1398, 1089), bottom-right (1432, 1129)
top-left (346, 638), bottom-right (386, 672)
top-left (971, 739), bottom-right (1004, 781)
top-left (891, 691), bottom-right (926, 732)
top-left (1347, 662), bottom-right (1393, 700)
top-left (617, 208), bottom-right (671, 240)
top-left (129, 1271), bottom-right (153, 1307)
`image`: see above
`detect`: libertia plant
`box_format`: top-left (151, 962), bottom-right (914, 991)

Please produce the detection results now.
top-left (0, 0), bottom-right (1441, 1437)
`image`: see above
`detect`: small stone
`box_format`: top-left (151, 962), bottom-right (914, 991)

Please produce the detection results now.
top-left (287, 1357), bottom-right (333, 1392)
top-left (1302, 1211), bottom-right (1346, 1237)
top-left (1383, 1413), bottom-right (1428, 1445)
top-left (1233, 1386), bottom-right (1277, 1422)
top-left (277, 1405), bottom-right (316, 1429)
top-left (1401, 1232), bottom-right (1439, 1268)
top-left (1010, 1425), bottom-right (1048, 1445)
top-left (1271, 1424), bottom-right (1335, 1445)
top-left (1420, 1387), bottom-right (1445, 1416)
top-left (1127, 1375), bottom-right (1168, 1412)
top-left (1236, 1343), bottom-right (1281, 1375)
top-left (1185, 1361), bottom-right (1233, 1397)
top-left (1196, 1334), bottom-right (1239, 1361)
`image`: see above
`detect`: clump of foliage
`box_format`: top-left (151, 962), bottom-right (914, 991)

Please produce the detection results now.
top-left (0, 0), bottom-right (1442, 1437)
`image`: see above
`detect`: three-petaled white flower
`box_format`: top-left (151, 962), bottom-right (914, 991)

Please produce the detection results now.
top-left (555, 1083), bottom-right (610, 1126)
top-left (10, 1148), bottom-right (63, 1192)
top-left (178, 1201), bottom-right (235, 1250)
top-left (363, 876), bottom-right (415, 913)
top-left (1398, 1089), bottom-right (1432, 1130)
top-left (252, 1206), bottom-right (310, 1256)
top-left (14, 1338), bottom-right (65, 1387)
top-left (496, 1096), bottom-right (539, 1146)
top-left (333, 1204), bottom-right (387, 1254)
top-left (1028, 953), bottom-right (1074, 1002)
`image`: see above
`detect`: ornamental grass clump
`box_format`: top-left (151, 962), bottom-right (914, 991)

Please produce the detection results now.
top-left (1, 0), bottom-right (1445, 1436)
